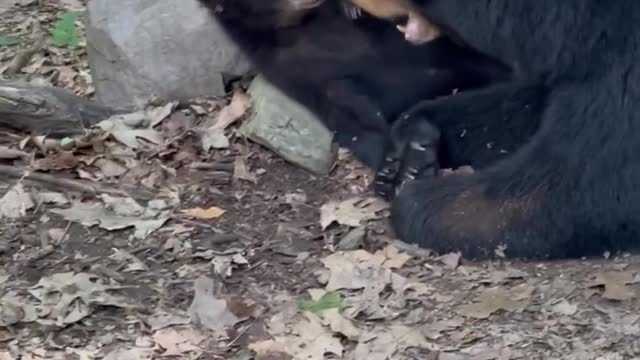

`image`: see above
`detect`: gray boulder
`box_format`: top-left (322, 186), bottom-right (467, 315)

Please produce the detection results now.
top-left (86, 0), bottom-right (251, 108)
top-left (241, 76), bottom-right (337, 175)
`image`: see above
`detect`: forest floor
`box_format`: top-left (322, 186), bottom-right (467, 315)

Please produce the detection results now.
top-left (1, 1), bottom-right (640, 360)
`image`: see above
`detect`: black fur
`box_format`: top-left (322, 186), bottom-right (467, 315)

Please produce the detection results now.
top-left (197, 0), bottom-right (523, 175)
top-left (391, 0), bottom-right (640, 259)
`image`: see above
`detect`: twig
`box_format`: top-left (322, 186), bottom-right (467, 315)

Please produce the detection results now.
top-left (57, 221), bottom-right (72, 245)
top-left (225, 308), bottom-right (266, 348)
top-left (209, 233), bottom-right (240, 246)
top-left (0, 164), bottom-right (153, 199)
top-left (16, 245), bottom-right (55, 263)
top-left (188, 161), bottom-right (234, 172)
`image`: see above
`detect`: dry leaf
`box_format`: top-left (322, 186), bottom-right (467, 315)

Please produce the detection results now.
top-left (457, 284), bottom-right (533, 319)
top-left (550, 299), bottom-right (578, 316)
top-left (100, 195), bottom-right (145, 217)
top-left (94, 158), bottom-right (128, 178)
top-left (320, 197), bottom-right (388, 229)
top-left (0, 184), bottom-right (34, 219)
top-left (97, 113), bottom-right (164, 148)
top-left (354, 325), bottom-right (438, 360)
top-left (102, 348), bottom-right (153, 360)
top-left (51, 202), bottom-right (169, 239)
top-left (233, 156), bottom-right (257, 183)
top-left (110, 249), bottom-right (149, 272)
top-left (28, 272), bottom-right (135, 327)
top-left (317, 248), bottom-right (420, 321)
top-left (148, 102), bottom-right (177, 127)
top-left (152, 326), bottom-right (204, 357)
top-left (200, 127), bottom-right (229, 151)
top-left (47, 228), bottom-right (68, 243)
top-left (373, 245), bottom-right (411, 269)
top-left (180, 207), bottom-right (225, 219)
top-left (320, 308), bottom-right (361, 340)
top-left (250, 313), bottom-right (343, 360)
top-left (211, 91), bottom-right (251, 129)
top-left (35, 192), bottom-right (69, 206)
top-left (148, 310), bottom-right (190, 331)
top-left (32, 151), bottom-right (78, 171)
top-left (591, 271), bottom-right (636, 301)
top-left (439, 252), bottom-right (462, 269)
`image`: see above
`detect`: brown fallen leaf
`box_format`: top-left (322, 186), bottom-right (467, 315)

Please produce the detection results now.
top-left (32, 151), bottom-right (79, 171)
top-left (250, 312), bottom-right (344, 360)
top-left (47, 228), bottom-right (68, 243)
top-left (148, 101), bottom-right (177, 127)
top-left (152, 326), bottom-right (204, 357)
top-left (438, 252), bottom-right (462, 269)
top-left (200, 127), bottom-right (230, 151)
top-left (0, 184), bottom-right (34, 219)
top-left (591, 271), bottom-right (636, 301)
top-left (102, 347), bottom-right (154, 360)
top-left (354, 324), bottom-right (438, 360)
top-left (319, 197), bottom-right (388, 229)
top-left (94, 158), bottom-right (128, 178)
top-left (320, 308), bottom-right (361, 341)
top-left (180, 207), bottom-right (225, 220)
top-left (457, 284), bottom-right (534, 319)
top-left (233, 156), bottom-right (258, 183)
top-left (211, 91), bottom-right (251, 129)
top-left (373, 245), bottom-right (412, 269)
top-left (550, 298), bottom-right (578, 316)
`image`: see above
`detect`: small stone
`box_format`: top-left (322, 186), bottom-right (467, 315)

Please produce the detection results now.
top-left (240, 76), bottom-right (337, 174)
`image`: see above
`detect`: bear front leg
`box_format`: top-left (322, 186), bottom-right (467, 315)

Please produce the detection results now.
top-left (375, 116), bottom-right (441, 199)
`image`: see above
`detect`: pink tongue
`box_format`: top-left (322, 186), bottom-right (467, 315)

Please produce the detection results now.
top-left (397, 17), bottom-right (438, 45)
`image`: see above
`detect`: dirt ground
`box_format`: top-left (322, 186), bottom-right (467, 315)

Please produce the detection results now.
top-left (1, 1), bottom-right (640, 360)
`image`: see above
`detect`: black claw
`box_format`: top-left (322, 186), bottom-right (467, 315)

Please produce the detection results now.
top-left (342, 2), bottom-right (362, 19)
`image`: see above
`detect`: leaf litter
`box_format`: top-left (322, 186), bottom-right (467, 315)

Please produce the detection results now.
top-left (1, 2), bottom-right (639, 360)
top-left (50, 197), bottom-right (171, 239)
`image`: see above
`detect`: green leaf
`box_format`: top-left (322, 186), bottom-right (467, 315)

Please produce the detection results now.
top-left (301, 291), bottom-right (344, 313)
top-left (0, 35), bottom-right (19, 47)
top-left (51, 10), bottom-right (83, 48)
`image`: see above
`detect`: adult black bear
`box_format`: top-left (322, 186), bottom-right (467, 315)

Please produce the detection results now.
top-left (197, 0), bottom-right (541, 198)
top-left (387, 1), bottom-right (640, 259)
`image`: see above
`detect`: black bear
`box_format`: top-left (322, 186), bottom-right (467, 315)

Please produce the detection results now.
top-left (196, 0), bottom-right (540, 195)
top-left (386, 1), bottom-right (640, 259)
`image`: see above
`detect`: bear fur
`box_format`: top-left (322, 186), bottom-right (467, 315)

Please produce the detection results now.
top-left (390, 0), bottom-right (640, 258)
top-left (197, 0), bottom-right (531, 174)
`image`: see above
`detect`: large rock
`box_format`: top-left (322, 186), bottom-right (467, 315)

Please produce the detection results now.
top-left (241, 76), bottom-right (337, 175)
top-left (86, 0), bottom-right (251, 108)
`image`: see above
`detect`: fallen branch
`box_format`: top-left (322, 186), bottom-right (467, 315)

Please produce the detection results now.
top-left (0, 81), bottom-right (128, 135)
top-left (0, 164), bottom-right (155, 200)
